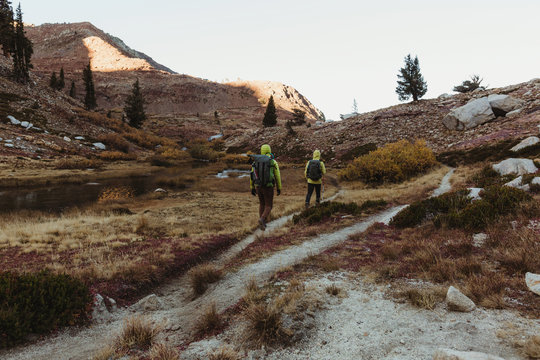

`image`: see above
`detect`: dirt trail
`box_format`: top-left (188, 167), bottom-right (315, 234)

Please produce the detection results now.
top-left (1, 173), bottom-right (451, 360)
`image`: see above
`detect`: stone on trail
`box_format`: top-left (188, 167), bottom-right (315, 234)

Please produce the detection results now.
top-left (433, 348), bottom-right (506, 360)
top-left (525, 272), bottom-right (540, 296)
top-left (487, 94), bottom-right (525, 115)
top-left (492, 158), bottom-right (537, 176)
top-left (446, 286), bottom-right (476, 312)
top-left (135, 294), bottom-right (163, 312)
top-left (442, 97), bottom-right (495, 131)
top-left (510, 136), bottom-right (539, 152)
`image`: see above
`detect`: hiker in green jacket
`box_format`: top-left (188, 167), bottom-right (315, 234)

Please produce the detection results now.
top-left (304, 149), bottom-right (326, 209)
top-left (250, 144), bottom-right (282, 230)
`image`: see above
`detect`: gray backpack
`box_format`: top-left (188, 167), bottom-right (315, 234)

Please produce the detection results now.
top-left (307, 160), bottom-right (322, 181)
top-left (250, 155), bottom-right (274, 187)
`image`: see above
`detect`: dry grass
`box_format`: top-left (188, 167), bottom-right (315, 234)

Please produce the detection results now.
top-left (194, 303), bottom-right (223, 335)
top-left (98, 151), bottom-right (137, 161)
top-left (399, 287), bottom-right (446, 310)
top-left (149, 343), bottom-right (180, 360)
top-left (188, 264), bottom-right (223, 296)
top-left (55, 157), bottom-right (103, 170)
top-left (92, 344), bottom-right (121, 360)
top-left (525, 335), bottom-right (540, 359)
top-left (243, 301), bottom-right (292, 347)
top-left (325, 283), bottom-right (342, 296)
top-left (337, 165), bottom-right (450, 205)
top-left (115, 316), bottom-right (160, 351)
top-left (208, 345), bottom-right (242, 360)
top-left (243, 278), bottom-right (268, 305)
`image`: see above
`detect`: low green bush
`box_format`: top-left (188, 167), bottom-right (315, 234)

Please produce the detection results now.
top-left (0, 271), bottom-right (91, 348)
top-left (391, 186), bottom-right (530, 230)
top-left (293, 200), bottom-right (387, 225)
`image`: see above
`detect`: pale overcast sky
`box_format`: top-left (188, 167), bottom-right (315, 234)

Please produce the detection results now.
top-left (19, 0), bottom-right (540, 120)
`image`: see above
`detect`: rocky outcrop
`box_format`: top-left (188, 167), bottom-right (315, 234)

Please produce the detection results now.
top-left (526, 272), bottom-right (540, 296)
top-left (493, 158), bottom-right (538, 176)
top-left (433, 348), bottom-right (506, 360)
top-left (487, 94), bottom-right (525, 116)
top-left (504, 176), bottom-right (530, 191)
top-left (442, 98), bottom-right (495, 131)
top-left (446, 286), bottom-right (476, 312)
top-left (134, 294), bottom-right (163, 312)
top-left (510, 136), bottom-right (539, 152)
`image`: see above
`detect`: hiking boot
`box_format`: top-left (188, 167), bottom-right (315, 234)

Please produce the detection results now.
top-left (258, 218), bottom-right (266, 230)
top-left (305, 203), bottom-right (309, 210)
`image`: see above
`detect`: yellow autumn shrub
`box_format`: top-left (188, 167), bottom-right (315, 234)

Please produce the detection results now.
top-left (339, 140), bottom-right (437, 184)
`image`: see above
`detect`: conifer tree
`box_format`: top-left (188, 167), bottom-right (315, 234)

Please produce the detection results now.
top-left (69, 80), bottom-right (76, 98)
top-left (0, 0), bottom-right (13, 56)
top-left (57, 67), bottom-right (65, 90)
top-left (124, 78), bottom-right (146, 128)
top-left (10, 4), bottom-right (33, 83)
top-left (83, 63), bottom-right (97, 110)
top-left (262, 95), bottom-right (277, 127)
top-left (395, 54), bottom-right (427, 102)
top-left (453, 75), bottom-right (484, 93)
top-left (49, 71), bottom-right (57, 89)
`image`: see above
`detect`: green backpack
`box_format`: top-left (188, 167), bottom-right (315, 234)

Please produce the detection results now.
top-left (250, 155), bottom-right (274, 187)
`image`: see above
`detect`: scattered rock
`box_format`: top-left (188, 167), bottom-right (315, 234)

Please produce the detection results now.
top-left (487, 94), bottom-right (525, 116)
top-left (4, 143), bottom-right (14, 148)
top-left (75, 136), bottom-right (85, 140)
top-left (446, 286), bottom-right (476, 312)
top-left (492, 158), bottom-right (538, 176)
top-left (7, 115), bottom-right (20, 125)
top-left (93, 142), bottom-right (106, 150)
top-left (135, 294), bottom-right (163, 312)
top-left (504, 176), bottom-right (530, 191)
top-left (92, 294), bottom-right (113, 323)
top-left (438, 93), bottom-right (452, 99)
top-left (154, 188), bottom-right (168, 193)
top-left (505, 108), bottom-right (522, 117)
top-left (442, 98), bottom-right (495, 131)
top-left (468, 188), bottom-right (483, 201)
top-left (525, 272), bottom-right (540, 296)
top-left (63, 136), bottom-right (71, 142)
top-left (433, 348), bottom-right (506, 360)
top-left (472, 233), bottom-right (488, 248)
top-left (532, 177), bottom-right (540, 186)
top-left (510, 136), bottom-right (539, 152)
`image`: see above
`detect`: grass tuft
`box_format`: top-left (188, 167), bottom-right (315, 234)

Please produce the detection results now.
top-left (325, 284), bottom-right (342, 296)
top-left (188, 263), bottom-right (223, 296)
top-left (209, 345), bottom-right (241, 360)
top-left (525, 335), bottom-right (540, 359)
top-left (116, 316), bottom-right (159, 351)
top-left (194, 303), bottom-right (223, 335)
top-left (244, 301), bottom-right (292, 347)
top-left (149, 343), bottom-right (180, 360)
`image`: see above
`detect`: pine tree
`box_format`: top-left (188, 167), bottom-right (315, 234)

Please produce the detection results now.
top-left (291, 108), bottom-right (306, 125)
top-left (69, 80), bottom-right (76, 98)
top-left (395, 54), bottom-right (427, 102)
top-left (10, 4), bottom-right (33, 83)
top-left (453, 75), bottom-right (484, 93)
top-left (0, 0), bottom-right (13, 56)
top-left (57, 67), bottom-right (65, 90)
top-left (49, 71), bottom-right (57, 89)
top-left (124, 78), bottom-right (146, 128)
top-left (83, 63), bottom-right (97, 110)
top-left (262, 95), bottom-right (277, 127)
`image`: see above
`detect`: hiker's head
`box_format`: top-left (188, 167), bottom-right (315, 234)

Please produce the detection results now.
top-left (313, 149), bottom-right (321, 160)
top-left (261, 144), bottom-right (271, 155)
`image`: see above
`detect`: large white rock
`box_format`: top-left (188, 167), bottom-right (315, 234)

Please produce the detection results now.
top-left (442, 98), bottom-right (495, 131)
top-left (532, 177), bottom-right (540, 185)
top-left (93, 142), bottom-right (106, 150)
top-left (446, 286), bottom-right (476, 312)
top-left (135, 294), bottom-right (163, 312)
top-left (487, 94), bottom-right (525, 115)
top-left (493, 158), bottom-right (538, 176)
top-left (433, 348), bottom-right (506, 360)
top-left (504, 176), bottom-right (530, 191)
top-left (468, 188), bottom-right (483, 201)
top-left (510, 136), bottom-right (540, 152)
top-left (526, 272), bottom-right (540, 296)
top-left (91, 294), bottom-right (113, 323)
top-left (7, 115), bottom-right (20, 125)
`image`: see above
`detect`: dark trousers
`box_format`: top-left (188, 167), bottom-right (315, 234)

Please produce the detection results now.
top-left (257, 186), bottom-right (274, 222)
top-left (305, 183), bottom-right (321, 205)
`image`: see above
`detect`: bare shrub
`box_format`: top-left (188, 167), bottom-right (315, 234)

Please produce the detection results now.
top-left (194, 303), bottom-right (223, 336)
top-left (115, 316), bottom-right (159, 351)
top-left (188, 264), bottom-right (223, 296)
top-left (149, 343), bottom-right (179, 360)
top-left (209, 345), bottom-right (241, 360)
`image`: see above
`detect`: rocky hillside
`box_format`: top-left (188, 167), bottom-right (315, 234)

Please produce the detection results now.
top-left (227, 78), bottom-right (540, 162)
top-left (25, 22), bottom-right (323, 128)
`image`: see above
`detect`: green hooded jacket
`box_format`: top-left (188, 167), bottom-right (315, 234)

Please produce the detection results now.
top-left (250, 144), bottom-right (282, 190)
top-left (305, 149), bottom-right (326, 185)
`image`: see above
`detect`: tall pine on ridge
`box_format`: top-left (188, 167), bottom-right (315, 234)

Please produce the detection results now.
top-left (69, 80), bottom-right (76, 98)
top-left (11, 3), bottom-right (32, 83)
top-left (395, 54), bottom-right (427, 102)
top-left (57, 67), bottom-right (65, 90)
top-left (124, 78), bottom-right (146, 128)
top-left (0, 0), bottom-right (13, 56)
top-left (83, 63), bottom-right (97, 110)
top-left (262, 95), bottom-right (277, 127)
